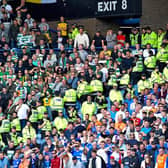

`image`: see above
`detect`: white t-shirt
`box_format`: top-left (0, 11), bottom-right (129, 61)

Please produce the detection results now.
top-left (142, 106), bottom-right (152, 113)
top-left (100, 67), bottom-right (108, 82)
top-left (97, 148), bottom-right (108, 164)
top-left (1, 4), bottom-right (12, 13)
top-left (16, 104), bottom-right (29, 120)
top-left (74, 33), bottom-right (89, 48)
top-left (115, 111), bottom-right (126, 122)
top-left (111, 151), bottom-right (120, 162)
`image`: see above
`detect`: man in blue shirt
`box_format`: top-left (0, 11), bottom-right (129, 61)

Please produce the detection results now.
top-left (141, 120), bottom-right (152, 136)
top-left (110, 105), bottom-right (117, 121)
top-left (12, 152), bottom-right (21, 168)
top-left (72, 143), bottom-right (83, 161)
top-left (0, 151), bottom-right (9, 168)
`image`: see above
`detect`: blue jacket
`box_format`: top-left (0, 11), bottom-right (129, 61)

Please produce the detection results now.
top-left (12, 158), bottom-right (21, 168)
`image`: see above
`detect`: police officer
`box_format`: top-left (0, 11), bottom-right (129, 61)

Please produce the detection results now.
top-left (77, 77), bottom-right (92, 102)
top-left (107, 68), bottom-right (117, 88)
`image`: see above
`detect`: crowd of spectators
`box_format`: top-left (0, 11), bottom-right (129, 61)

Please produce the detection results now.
top-left (0, 0), bottom-right (168, 168)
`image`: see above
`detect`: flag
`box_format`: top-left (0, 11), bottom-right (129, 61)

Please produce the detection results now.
top-left (26, 0), bottom-right (56, 4)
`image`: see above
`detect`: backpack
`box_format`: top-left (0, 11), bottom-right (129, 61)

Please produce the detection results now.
top-left (97, 155), bottom-right (107, 168)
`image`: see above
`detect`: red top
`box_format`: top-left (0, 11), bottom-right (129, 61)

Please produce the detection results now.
top-left (131, 117), bottom-right (141, 126)
top-left (117, 35), bottom-right (126, 47)
top-left (51, 156), bottom-right (61, 168)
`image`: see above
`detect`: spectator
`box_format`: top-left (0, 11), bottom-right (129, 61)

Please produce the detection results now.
top-left (0, 151), bottom-right (9, 168)
top-left (1, 0), bottom-right (13, 15)
top-left (74, 26), bottom-right (89, 49)
top-left (12, 152), bottom-right (21, 168)
top-left (57, 16), bottom-right (68, 40)
top-left (24, 13), bottom-right (34, 29)
top-left (51, 150), bottom-right (61, 168)
top-left (8, 19), bottom-right (19, 48)
top-left (71, 156), bottom-right (83, 168)
top-left (92, 30), bottom-right (105, 48)
top-left (0, 3), bottom-right (167, 167)
top-left (117, 29), bottom-right (125, 47)
top-left (106, 29), bottom-right (117, 49)
top-left (39, 17), bottom-right (49, 33)
top-left (97, 140), bottom-right (108, 165)
top-left (16, 0), bottom-right (28, 20)
top-left (155, 147), bottom-right (167, 168)
top-left (88, 149), bottom-right (103, 168)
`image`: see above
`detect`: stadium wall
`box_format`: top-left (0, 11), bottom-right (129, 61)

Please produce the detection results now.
top-left (48, 0), bottom-right (168, 37)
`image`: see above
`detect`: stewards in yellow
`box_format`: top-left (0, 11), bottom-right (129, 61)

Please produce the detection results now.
top-left (10, 126), bottom-right (22, 147)
top-left (157, 28), bottom-right (165, 49)
top-left (0, 116), bottom-right (10, 134)
top-left (120, 69), bottom-right (130, 87)
top-left (109, 84), bottom-right (123, 103)
top-left (53, 111), bottom-right (68, 131)
top-left (144, 50), bottom-right (156, 77)
top-left (81, 95), bottom-right (96, 119)
top-left (156, 44), bottom-right (168, 72)
top-left (38, 112), bottom-right (51, 134)
top-left (90, 79), bottom-right (103, 93)
top-left (141, 28), bottom-right (147, 48)
top-left (163, 62), bottom-right (168, 81)
top-left (137, 74), bottom-right (152, 93)
top-left (11, 112), bottom-right (21, 132)
top-left (77, 79), bottom-right (92, 98)
top-left (22, 121), bottom-right (36, 143)
top-left (64, 89), bottom-right (77, 103)
top-left (50, 96), bottom-right (64, 111)
top-left (129, 28), bottom-right (141, 47)
top-left (151, 66), bottom-right (164, 85)
top-left (145, 27), bottom-right (158, 48)
top-left (36, 101), bottom-right (47, 121)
